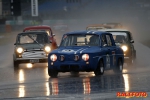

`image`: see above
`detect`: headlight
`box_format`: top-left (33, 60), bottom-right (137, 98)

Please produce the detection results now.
top-left (121, 45), bottom-right (128, 52)
top-left (16, 47), bottom-right (23, 53)
top-left (82, 54), bottom-right (89, 61)
top-left (44, 46), bottom-right (51, 53)
top-left (74, 55), bottom-right (79, 61)
top-left (50, 54), bottom-right (57, 62)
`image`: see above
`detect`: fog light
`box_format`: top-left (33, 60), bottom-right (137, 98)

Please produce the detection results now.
top-left (51, 62), bottom-right (53, 65)
top-left (86, 62), bottom-right (89, 64)
top-left (19, 55), bottom-right (22, 57)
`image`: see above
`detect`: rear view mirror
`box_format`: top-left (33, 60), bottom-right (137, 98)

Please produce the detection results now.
top-left (130, 40), bottom-right (134, 43)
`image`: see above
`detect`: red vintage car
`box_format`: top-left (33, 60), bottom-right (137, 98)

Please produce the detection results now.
top-left (23, 25), bottom-right (58, 50)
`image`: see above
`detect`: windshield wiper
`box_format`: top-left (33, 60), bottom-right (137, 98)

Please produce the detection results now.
top-left (74, 43), bottom-right (89, 46)
top-left (115, 41), bottom-right (123, 43)
top-left (27, 34), bottom-right (43, 47)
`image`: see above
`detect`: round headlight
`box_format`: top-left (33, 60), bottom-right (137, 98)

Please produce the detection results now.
top-left (82, 54), bottom-right (89, 61)
top-left (74, 55), bottom-right (79, 61)
top-left (50, 54), bottom-right (57, 62)
top-left (44, 46), bottom-right (51, 53)
top-left (17, 47), bottom-right (23, 53)
top-left (121, 45), bottom-right (128, 52)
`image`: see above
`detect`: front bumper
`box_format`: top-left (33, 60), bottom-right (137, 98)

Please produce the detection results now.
top-left (48, 61), bottom-right (93, 72)
top-left (16, 57), bottom-right (48, 63)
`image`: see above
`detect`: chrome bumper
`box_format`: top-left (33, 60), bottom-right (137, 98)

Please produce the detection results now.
top-left (16, 57), bottom-right (48, 60)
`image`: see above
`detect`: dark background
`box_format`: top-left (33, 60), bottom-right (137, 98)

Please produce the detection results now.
top-left (1, 0), bottom-right (150, 47)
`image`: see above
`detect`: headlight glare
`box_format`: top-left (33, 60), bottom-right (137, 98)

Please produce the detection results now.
top-left (82, 54), bottom-right (89, 61)
top-left (50, 54), bottom-right (57, 62)
top-left (17, 47), bottom-right (23, 53)
top-left (44, 46), bottom-right (51, 52)
top-left (121, 45), bottom-right (128, 52)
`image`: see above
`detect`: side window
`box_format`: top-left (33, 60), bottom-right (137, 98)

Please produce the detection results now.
top-left (101, 34), bottom-right (107, 46)
top-left (106, 35), bottom-right (112, 46)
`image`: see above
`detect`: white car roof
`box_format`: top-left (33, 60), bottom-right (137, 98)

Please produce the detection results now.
top-left (97, 28), bottom-right (129, 32)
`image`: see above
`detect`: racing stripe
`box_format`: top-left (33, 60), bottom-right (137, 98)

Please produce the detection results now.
top-left (74, 48), bottom-right (84, 54)
top-left (80, 48), bottom-right (88, 54)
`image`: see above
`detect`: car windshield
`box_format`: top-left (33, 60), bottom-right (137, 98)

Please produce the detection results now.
top-left (60, 34), bottom-right (99, 46)
top-left (17, 33), bottom-right (48, 44)
top-left (109, 32), bottom-right (129, 43)
top-left (25, 30), bottom-right (51, 35)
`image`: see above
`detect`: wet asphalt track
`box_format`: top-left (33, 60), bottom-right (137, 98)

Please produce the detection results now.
top-left (0, 36), bottom-right (150, 100)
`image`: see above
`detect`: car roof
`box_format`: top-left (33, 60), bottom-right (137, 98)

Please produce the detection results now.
top-left (18, 31), bottom-right (48, 35)
top-left (97, 28), bottom-right (129, 32)
top-left (23, 25), bottom-right (52, 32)
top-left (86, 24), bottom-right (112, 28)
top-left (65, 30), bottom-right (111, 35)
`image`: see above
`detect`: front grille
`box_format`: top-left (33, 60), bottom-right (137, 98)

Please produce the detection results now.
top-left (60, 64), bottom-right (79, 71)
top-left (22, 51), bottom-right (46, 58)
top-left (70, 65), bottom-right (79, 70)
top-left (60, 65), bottom-right (69, 70)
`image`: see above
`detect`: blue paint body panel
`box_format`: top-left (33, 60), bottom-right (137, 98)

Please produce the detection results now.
top-left (48, 30), bottom-right (124, 72)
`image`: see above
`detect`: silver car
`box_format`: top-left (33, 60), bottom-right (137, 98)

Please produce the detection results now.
top-left (13, 31), bottom-right (51, 67)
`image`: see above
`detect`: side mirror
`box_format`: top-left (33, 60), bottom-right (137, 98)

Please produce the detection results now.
top-left (53, 34), bottom-right (55, 36)
top-left (130, 40), bottom-right (134, 43)
top-left (14, 43), bottom-right (16, 45)
top-left (103, 44), bottom-right (108, 47)
top-left (50, 40), bottom-right (52, 43)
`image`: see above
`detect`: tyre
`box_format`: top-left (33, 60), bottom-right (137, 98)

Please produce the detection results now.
top-left (94, 60), bottom-right (104, 76)
top-left (48, 68), bottom-right (58, 78)
top-left (113, 59), bottom-right (123, 73)
top-left (13, 60), bottom-right (19, 68)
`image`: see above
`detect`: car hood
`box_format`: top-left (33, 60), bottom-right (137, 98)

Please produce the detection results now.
top-left (115, 43), bottom-right (129, 47)
top-left (51, 46), bottom-right (101, 54)
top-left (16, 44), bottom-right (45, 50)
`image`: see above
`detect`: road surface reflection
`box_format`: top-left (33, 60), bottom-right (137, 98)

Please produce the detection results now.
top-left (14, 64), bottom-right (130, 97)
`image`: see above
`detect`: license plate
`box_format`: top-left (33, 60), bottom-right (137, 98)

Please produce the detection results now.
top-left (30, 59), bottom-right (39, 63)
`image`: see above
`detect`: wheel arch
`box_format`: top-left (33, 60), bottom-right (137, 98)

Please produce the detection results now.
top-left (97, 57), bottom-right (104, 69)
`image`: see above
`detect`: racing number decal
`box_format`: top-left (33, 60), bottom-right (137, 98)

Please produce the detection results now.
top-left (106, 54), bottom-right (110, 68)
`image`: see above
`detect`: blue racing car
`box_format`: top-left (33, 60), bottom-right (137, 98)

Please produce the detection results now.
top-left (48, 31), bottom-right (124, 77)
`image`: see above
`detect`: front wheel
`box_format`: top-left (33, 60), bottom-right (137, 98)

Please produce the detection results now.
top-left (113, 59), bottom-right (123, 73)
top-left (94, 60), bottom-right (104, 76)
top-left (13, 61), bottom-right (19, 68)
top-left (48, 69), bottom-right (58, 78)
